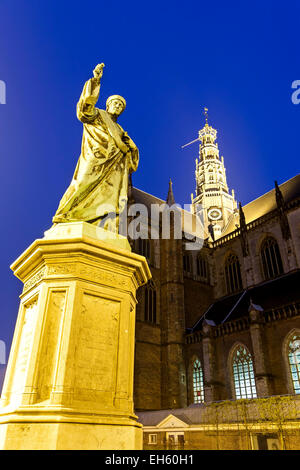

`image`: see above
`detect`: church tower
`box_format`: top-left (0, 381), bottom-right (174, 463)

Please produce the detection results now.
top-left (191, 112), bottom-right (237, 240)
top-left (160, 182), bottom-right (187, 409)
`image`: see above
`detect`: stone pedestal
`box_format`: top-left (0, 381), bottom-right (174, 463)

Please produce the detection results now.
top-left (0, 222), bottom-right (151, 449)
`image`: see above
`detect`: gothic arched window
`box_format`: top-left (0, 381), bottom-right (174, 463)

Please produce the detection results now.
top-left (183, 253), bottom-right (193, 274)
top-left (287, 333), bottom-right (300, 395)
top-left (137, 238), bottom-right (151, 261)
top-left (197, 255), bottom-right (209, 281)
top-left (232, 345), bottom-right (257, 399)
top-left (193, 359), bottom-right (204, 403)
top-left (144, 280), bottom-right (157, 324)
top-left (225, 254), bottom-right (243, 294)
top-left (260, 237), bottom-right (283, 280)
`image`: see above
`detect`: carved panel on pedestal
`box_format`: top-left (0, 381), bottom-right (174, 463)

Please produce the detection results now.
top-left (35, 290), bottom-right (66, 402)
top-left (10, 298), bottom-right (38, 396)
top-left (73, 293), bottom-right (120, 404)
top-left (46, 262), bottom-right (131, 290)
top-left (23, 268), bottom-right (46, 293)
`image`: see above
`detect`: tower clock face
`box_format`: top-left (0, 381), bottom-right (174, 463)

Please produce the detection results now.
top-left (208, 208), bottom-right (222, 220)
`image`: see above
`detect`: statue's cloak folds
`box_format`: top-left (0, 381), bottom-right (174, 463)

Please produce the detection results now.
top-left (53, 78), bottom-right (139, 224)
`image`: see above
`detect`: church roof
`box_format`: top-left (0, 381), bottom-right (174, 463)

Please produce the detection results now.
top-left (131, 187), bottom-right (209, 239)
top-left (138, 401), bottom-right (258, 426)
top-left (137, 407), bottom-right (206, 426)
top-left (138, 396), bottom-right (300, 426)
top-left (132, 187), bottom-right (166, 208)
top-left (221, 174), bottom-right (300, 237)
top-left (192, 269), bottom-right (300, 329)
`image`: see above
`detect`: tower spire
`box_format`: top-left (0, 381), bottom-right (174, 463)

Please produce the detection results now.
top-left (275, 180), bottom-right (291, 240)
top-left (239, 202), bottom-right (246, 229)
top-left (191, 114), bottom-right (237, 239)
top-left (239, 202), bottom-right (249, 257)
top-left (181, 107), bottom-right (209, 149)
top-left (166, 178), bottom-right (175, 206)
top-left (204, 107), bottom-right (208, 125)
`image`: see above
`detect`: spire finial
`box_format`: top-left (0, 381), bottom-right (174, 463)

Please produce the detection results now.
top-left (275, 180), bottom-right (285, 209)
top-left (204, 107), bottom-right (208, 125)
top-left (166, 178), bottom-right (175, 206)
top-left (239, 201), bottom-right (246, 230)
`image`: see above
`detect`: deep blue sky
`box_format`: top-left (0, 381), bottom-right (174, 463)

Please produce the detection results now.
top-left (0, 0), bottom-right (299, 356)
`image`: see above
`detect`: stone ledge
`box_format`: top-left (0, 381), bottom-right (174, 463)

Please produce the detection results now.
top-left (44, 221), bottom-right (131, 252)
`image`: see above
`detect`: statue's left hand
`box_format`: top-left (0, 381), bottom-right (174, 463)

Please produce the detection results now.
top-left (93, 63), bottom-right (105, 82)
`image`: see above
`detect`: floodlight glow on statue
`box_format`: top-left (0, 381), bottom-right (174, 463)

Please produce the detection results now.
top-left (53, 63), bottom-right (139, 232)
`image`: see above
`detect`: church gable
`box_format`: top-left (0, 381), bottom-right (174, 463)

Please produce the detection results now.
top-left (157, 414), bottom-right (189, 429)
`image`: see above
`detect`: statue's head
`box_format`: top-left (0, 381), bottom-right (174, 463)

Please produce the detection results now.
top-left (106, 95), bottom-right (126, 117)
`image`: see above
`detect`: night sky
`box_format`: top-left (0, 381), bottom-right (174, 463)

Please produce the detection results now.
top-left (0, 0), bottom-right (299, 363)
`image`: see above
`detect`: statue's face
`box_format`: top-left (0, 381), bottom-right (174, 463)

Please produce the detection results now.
top-left (107, 99), bottom-right (125, 116)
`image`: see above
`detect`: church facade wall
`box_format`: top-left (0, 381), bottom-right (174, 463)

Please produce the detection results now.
top-left (134, 265), bottom-right (162, 410)
top-left (288, 208), bottom-right (300, 268)
top-left (210, 209), bottom-right (299, 300)
top-left (134, 326), bottom-right (162, 410)
top-left (263, 318), bottom-right (300, 396)
top-left (184, 315), bottom-right (300, 406)
top-left (184, 278), bottom-right (213, 329)
top-left (132, 180), bottom-right (300, 414)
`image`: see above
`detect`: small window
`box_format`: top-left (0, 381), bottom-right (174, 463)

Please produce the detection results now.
top-left (144, 280), bottom-right (157, 324)
top-left (225, 254), bottom-right (243, 294)
top-left (137, 238), bottom-right (151, 261)
top-left (288, 333), bottom-right (300, 395)
top-left (261, 237), bottom-right (283, 280)
top-left (183, 254), bottom-right (193, 273)
top-left (232, 345), bottom-right (257, 399)
top-left (254, 434), bottom-right (280, 450)
top-left (197, 256), bottom-right (208, 281)
top-left (148, 434), bottom-right (157, 444)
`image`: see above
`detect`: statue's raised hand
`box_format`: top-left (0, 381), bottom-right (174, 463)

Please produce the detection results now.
top-left (93, 63), bottom-right (105, 82)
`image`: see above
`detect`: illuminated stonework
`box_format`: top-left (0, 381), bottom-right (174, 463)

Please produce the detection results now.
top-left (0, 222), bottom-right (151, 450)
top-left (191, 120), bottom-right (237, 240)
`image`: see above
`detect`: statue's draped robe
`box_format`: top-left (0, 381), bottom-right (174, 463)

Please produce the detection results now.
top-left (53, 78), bottom-right (139, 224)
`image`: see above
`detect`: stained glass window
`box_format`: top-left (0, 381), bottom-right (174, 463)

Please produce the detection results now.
top-left (225, 254), bottom-right (243, 294)
top-left (232, 345), bottom-right (257, 399)
top-left (197, 255), bottom-right (209, 281)
top-left (288, 334), bottom-right (300, 395)
top-left (261, 237), bottom-right (283, 280)
top-left (193, 359), bottom-right (204, 403)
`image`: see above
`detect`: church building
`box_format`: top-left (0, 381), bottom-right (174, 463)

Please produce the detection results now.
top-left (129, 118), bottom-right (300, 449)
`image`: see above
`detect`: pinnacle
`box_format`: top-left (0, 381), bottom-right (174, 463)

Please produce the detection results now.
top-left (166, 178), bottom-right (175, 206)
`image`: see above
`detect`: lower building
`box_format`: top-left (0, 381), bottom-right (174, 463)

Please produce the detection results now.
top-left (138, 396), bottom-right (300, 450)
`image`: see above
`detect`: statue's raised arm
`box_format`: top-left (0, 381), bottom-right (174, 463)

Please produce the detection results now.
top-left (52, 63), bottom-right (139, 232)
top-left (77, 63), bottom-right (105, 122)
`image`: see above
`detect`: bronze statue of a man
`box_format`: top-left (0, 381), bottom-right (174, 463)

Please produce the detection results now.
top-left (52, 63), bottom-right (139, 232)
